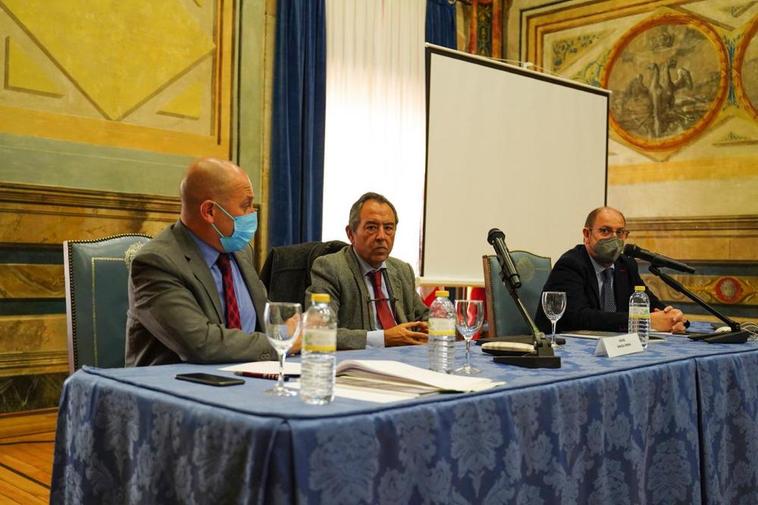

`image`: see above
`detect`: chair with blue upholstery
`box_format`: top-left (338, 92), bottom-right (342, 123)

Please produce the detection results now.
top-left (63, 234), bottom-right (151, 374)
top-left (482, 251), bottom-right (552, 337)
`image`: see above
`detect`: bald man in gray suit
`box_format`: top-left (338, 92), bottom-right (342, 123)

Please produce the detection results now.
top-left (126, 158), bottom-right (277, 366)
top-left (306, 192), bottom-right (428, 350)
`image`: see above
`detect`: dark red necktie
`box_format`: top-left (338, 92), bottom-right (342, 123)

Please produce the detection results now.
top-left (216, 254), bottom-right (241, 329)
top-left (369, 270), bottom-right (396, 330)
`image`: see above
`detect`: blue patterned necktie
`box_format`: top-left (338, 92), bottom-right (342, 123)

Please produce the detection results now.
top-left (601, 268), bottom-right (616, 312)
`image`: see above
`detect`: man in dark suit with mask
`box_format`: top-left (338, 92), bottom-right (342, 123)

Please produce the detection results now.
top-left (535, 206), bottom-right (687, 333)
top-left (126, 158), bottom-right (279, 366)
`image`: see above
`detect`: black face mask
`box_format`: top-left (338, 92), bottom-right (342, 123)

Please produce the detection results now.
top-left (593, 237), bottom-right (624, 264)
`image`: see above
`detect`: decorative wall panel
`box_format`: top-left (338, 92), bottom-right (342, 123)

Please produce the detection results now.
top-left (0, 0), bottom-right (233, 158)
top-left (0, 183), bottom-right (180, 413)
top-left (508, 0), bottom-right (757, 314)
top-left (509, 0), bottom-right (757, 221)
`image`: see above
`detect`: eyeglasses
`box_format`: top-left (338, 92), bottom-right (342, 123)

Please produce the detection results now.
top-left (590, 226), bottom-right (629, 239)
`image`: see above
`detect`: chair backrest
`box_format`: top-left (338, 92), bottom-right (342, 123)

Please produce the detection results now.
top-left (483, 251), bottom-right (552, 336)
top-left (260, 240), bottom-right (348, 304)
top-left (63, 234), bottom-right (151, 374)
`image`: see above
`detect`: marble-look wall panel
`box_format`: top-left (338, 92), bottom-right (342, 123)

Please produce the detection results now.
top-left (0, 373), bottom-right (67, 414)
top-left (0, 264), bottom-right (64, 298)
top-left (0, 183), bottom-right (180, 413)
top-left (628, 216), bottom-right (757, 315)
top-left (0, 314), bottom-right (66, 357)
top-left (627, 216), bottom-right (758, 261)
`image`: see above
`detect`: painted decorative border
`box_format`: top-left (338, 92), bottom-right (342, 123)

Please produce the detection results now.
top-left (626, 215), bottom-right (758, 231)
top-left (601, 13), bottom-right (729, 151)
top-left (732, 13), bottom-right (758, 121)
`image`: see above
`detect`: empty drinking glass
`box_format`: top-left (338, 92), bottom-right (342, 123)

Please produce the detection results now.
top-left (541, 291), bottom-right (566, 347)
top-left (453, 299), bottom-right (484, 375)
top-left (263, 302), bottom-right (302, 396)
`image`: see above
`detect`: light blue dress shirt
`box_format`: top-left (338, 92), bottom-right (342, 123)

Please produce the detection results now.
top-left (188, 231), bottom-right (257, 333)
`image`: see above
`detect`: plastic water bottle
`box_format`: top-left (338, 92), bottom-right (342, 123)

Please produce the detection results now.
top-left (428, 290), bottom-right (456, 373)
top-left (628, 286), bottom-right (651, 349)
top-left (300, 293), bottom-right (337, 405)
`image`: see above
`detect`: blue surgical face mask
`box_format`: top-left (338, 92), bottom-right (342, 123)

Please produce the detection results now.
top-left (211, 202), bottom-right (258, 253)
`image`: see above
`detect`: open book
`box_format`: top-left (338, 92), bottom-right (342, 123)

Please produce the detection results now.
top-left (335, 360), bottom-right (503, 395)
top-left (222, 359), bottom-right (503, 403)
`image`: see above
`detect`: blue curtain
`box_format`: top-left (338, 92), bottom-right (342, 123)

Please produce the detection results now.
top-left (269, 0), bottom-right (326, 247)
top-left (426, 0), bottom-right (457, 49)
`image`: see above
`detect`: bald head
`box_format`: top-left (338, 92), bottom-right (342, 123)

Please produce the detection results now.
top-left (584, 206), bottom-right (626, 229)
top-left (180, 158), bottom-right (255, 251)
top-left (180, 158), bottom-right (246, 212)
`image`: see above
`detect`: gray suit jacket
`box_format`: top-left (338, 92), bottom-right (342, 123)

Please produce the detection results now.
top-left (306, 247), bottom-right (429, 349)
top-left (125, 221), bottom-right (274, 366)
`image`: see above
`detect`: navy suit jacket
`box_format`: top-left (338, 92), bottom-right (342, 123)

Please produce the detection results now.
top-left (535, 245), bottom-right (664, 333)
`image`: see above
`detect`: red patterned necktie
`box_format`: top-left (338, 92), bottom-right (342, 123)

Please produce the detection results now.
top-left (216, 254), bottom-right (241, 329)
top-left (369, 270), bottom-right (396, 330)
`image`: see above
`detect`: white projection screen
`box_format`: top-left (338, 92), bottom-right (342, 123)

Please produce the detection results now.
top-left (422, 45), bottom-right (610, 285)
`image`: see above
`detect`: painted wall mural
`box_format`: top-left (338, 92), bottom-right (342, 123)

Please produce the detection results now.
top-left (0, 0), bottom-right (232, 158)
top-left (457, 0), bottom-right (507, 58)
top-left (509, 1), bottom-right (758, 217)
top-left (603, 14), bottom-right (728, 152)
top-left (508, 0), bottom-right (757, 318)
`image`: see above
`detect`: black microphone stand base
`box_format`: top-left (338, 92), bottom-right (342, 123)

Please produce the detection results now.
top-left (493, 341), bottom-right (562, 369)
top-left (689, 330), bottom-right (749, 344)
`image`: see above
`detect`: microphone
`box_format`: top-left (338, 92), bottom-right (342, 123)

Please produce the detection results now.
top-left (623, 244), bottom-right (696, 274)
top-left (487, 228), bottom-right (521, 289)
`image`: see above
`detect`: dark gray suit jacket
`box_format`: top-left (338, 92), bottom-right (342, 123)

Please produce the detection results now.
top-left (125, 221), bottom-right (274, 366)
top-left (306, 247), bottom-right (429, 349)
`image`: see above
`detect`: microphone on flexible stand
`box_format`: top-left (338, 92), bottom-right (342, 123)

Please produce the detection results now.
top-left (623, 244), bottom-right (747, 344)
top-left (485, 228), bottom-right (560, 368)
top-left (623, 244), bottom-right (695, 273)
top-left (487, 229), bottom-right (521, 289)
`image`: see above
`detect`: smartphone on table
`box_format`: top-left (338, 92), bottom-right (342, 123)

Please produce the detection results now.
top-left (175, 373), bottom-right (244, 387)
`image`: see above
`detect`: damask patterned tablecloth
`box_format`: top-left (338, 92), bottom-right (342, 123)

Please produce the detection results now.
top-left (49, 337), bottom-right (758, 505)
top-left (694, 349), bottom-right (758, 505)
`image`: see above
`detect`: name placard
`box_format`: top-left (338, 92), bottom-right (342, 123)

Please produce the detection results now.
top-left (594, 333), bottom-right (644, 358)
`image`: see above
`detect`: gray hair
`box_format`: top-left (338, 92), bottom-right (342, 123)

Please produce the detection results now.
top-left (348, 192), bottom-right (399, 231)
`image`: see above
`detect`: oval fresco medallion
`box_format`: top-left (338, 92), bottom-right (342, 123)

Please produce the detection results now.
top-left (602, 14), bottom-right (728, 150)
top-left (733, 16), bottom-right (758, 120)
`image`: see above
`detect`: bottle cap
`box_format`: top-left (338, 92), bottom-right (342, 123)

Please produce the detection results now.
top-left (311, 293), bottom-right (330, 303)
top-left (634, 286), bottom-right (645, 292)
top-left (435, 290), bottom-right (449, 297)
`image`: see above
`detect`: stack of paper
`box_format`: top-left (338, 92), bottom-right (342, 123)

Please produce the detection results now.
top-left (222, 360), bottom-right (504, 403)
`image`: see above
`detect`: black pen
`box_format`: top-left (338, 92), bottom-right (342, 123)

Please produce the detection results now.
top-left (234, 371), bottom-right (297, 381)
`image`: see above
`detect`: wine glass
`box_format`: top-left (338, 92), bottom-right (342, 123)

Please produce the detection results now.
top-left (263, 302), bottom-right (302, 396)
top-left (453, 300), bottom-right (484, 375)
top-left (541, 291), bottom-right (566, 347)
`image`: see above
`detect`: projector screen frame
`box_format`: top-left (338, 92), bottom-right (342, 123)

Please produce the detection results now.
top-left (421, 44), bottom-right (610, 286)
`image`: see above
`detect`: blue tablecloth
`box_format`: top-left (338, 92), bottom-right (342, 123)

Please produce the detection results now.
top-left (50, 337), bottom-right (758, 504)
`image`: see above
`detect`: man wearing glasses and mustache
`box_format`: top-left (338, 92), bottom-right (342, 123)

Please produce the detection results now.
top-left (535, 206), bottom-right (687, 334)
top-left (306, 192), bottom-right (429, 350)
